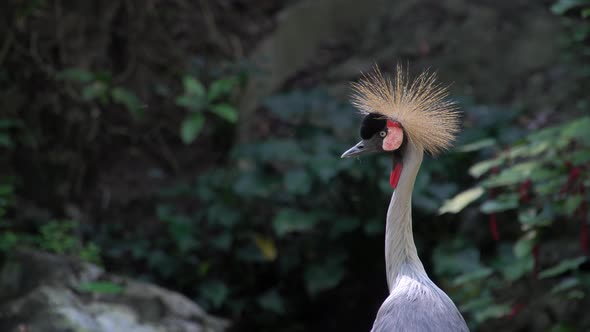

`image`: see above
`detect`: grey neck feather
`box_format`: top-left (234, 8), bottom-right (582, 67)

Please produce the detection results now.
top-left (385, 141), bottom-right (426, 291)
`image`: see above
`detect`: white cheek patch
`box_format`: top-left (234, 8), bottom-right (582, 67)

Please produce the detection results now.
top-left (382, 127), bottom-right (404, 151)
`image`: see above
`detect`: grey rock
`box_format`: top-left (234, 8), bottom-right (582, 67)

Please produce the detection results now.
top-left (0, 249), bottom-right (229, 332)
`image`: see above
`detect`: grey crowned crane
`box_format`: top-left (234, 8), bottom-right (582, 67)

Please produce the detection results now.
top-left (341, 65), bottom-right (469, 332)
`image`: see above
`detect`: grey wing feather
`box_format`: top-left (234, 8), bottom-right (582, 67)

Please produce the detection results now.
top-left (370, 274), bottom-right (469, 332)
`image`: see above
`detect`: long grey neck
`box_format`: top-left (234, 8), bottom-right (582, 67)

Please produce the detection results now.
top-left (385, 141), bottom-right (426, 291)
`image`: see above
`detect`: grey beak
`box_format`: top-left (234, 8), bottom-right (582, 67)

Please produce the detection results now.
top-left (341, 140), bottom-right (374, 158)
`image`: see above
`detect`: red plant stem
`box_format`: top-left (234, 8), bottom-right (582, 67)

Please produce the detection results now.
top-left (581, 186), bottom-right (588, 254)
top-left (532, 245), bottom-right (539, 279)
top-left (570, 167), bottom-right (581, 180)
top-left (581, 218), bottom-right (588, 254)
top-left (560, 164), bottom-right (582, 195)
top-left (507, 303), bottom-right (525, 319)
top-left (519, 179), bottom-right (532, 203)
top-left (489, 213), bottom-right (499, 241)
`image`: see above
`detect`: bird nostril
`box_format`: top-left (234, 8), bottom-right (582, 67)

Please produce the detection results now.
top-left (358, 145), bottom-right (364, 149)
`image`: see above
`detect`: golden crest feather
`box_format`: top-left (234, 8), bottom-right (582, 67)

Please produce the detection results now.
top-left (351, 64), bottom-right (460, 155)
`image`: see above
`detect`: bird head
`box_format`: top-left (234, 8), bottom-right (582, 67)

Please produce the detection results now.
top-left (341, 64), bottom-right (460, 159)
top-left (341, 64), bottom-right (460, 188)
top-left (340, 113), bottom-right (405, 158)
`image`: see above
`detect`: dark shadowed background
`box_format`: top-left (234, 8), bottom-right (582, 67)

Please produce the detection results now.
top-left (1, 1), bottom-right (589, 331)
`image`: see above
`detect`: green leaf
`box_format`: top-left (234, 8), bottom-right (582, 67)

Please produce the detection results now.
top-left (561, 116), bottom-right (590, 140)
top-left (550, 323), bottom-right (578, 332)
top-left (0, 232), bottom-right (18, 251)
top-left (452, 267), bottom-right (492, 286)
top-left (78, 281), bottom-right (124, 294)
top-left (0, 134), bottom-right (13, 148)
top-left (272, 209), bottom-right (318, 237)
top-left (473, 303), bottom-right (511, 323)
top-left (469, 158), bottom-right (503, 178)
top-left (80, 242), bottom-right (102, 264)
top-left (363, 218), bottom-right (383, 236)
top-left (232, 170), bottom-right (276, 198)
top-left (524, 140), bottom-right (551, 157)
top-left (309, 154), bottom-right (340, 182)
top-left (562, 195), bottom-right (583, 216)
top-left (567, 149), bottom-right (590, 166)
top-left (528, 123), bottom-right (561, 142)
top-left (565, 289), bottom-right (585, 299)
top-left (304, 257), bottom-right (345, 295)
top-left (82, 82), bottom-right (108, 101)
top-left (551, 277), bottom-right (580, 294)
top-left (283, 169), bottom-right (312, 195)
top-left (180, 113), bottom-right (205, 144)
top-left (530, 168), bottom-right (560, 182)
top-left (235, 139), bottom-right (305, 163)
top-left (111, 87), bottom-right (143, 119)
top-left (93, 71), bottom-right (113, 83)
top-left (518, 209), bottom-right (550, 228)
top-left (329, 217), bottom-right (360, 238)
top-left (456, 138), bottom-right (496, 152)
top-left (57, 68), bottom-right (94, 83)
top-left (513, 231), bottom-right (537, 258)
top-left (207, 203), bottom-right (240, 228)
top-left (211, 233), bottom-right (232, 251)
top-left (539, 256), bottom-right (587, 279)
top-left (535, 176), bottom-right (567, 195)
top-left (483, 162), bottom-right (539, 187)
top-left (253, 234), bottom-right (277, 261)
top-left (504, 145), bottom-right (529, 159)
top-left (199, 280), bottom-right (229, 308)
top-left (460, 293), bottom-right (494, 312)
top-left (235, 242), bottom-right (267, 263)
top-left (182, 76), bottom-right (206, 98)
top-left (0, 119), bottom-right (23, 129)
top-left (494, 247), bottom-right (534, 281)
top-left (480, 194), bottom-right (518, 213)
top-left (257, 289), bottom-right (285, 314)
top-left (439, 187), bottom-right (484, 214)
top-left (210, 104), bottom-right (238, 123)
top-left (208, 78), bottom-right (236, 102)
top-left (433, 246), bottom-right (482, 276)
top-left (175, 95), bottom-right (206, 111)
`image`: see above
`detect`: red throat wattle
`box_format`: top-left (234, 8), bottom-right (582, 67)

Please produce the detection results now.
top-left (390, 162), bottom-right (403, 189)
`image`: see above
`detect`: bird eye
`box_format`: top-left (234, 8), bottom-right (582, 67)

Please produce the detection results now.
top-left (379, 131), bottom-right (387, 138)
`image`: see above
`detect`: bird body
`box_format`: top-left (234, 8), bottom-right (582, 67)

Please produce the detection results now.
top-left (372, 141), bottom-right (468, 332)
top-left (372, 262), bottom-right (468, 332)
top-left (342, 65), bottom-right (469, 331)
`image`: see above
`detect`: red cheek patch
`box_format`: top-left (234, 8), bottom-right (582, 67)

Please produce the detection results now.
top-left (383, 126), bottom-right (403, 151)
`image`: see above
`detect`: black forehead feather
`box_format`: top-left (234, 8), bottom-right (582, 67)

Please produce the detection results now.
top-left (360, 113), bottom-right (387, 139)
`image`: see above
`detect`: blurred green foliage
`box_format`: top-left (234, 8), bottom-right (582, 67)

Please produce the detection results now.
top-left (56, 66), bottom-right (243, 144)
top-left (433, 2), bottom-right (590, 330)
top-left (95, 89), bottom-right (381, 319)
top-left (87, 87), bottom-right (473, 329)
top-left (57, 68), bottom-right (144, 119)
top-left (176, 75), bottom-right (241, 143)
top-left (0, 184), bottom-right (100, 263)
top-left (0, 119), bottom-right (25, 148)
top-left (438, 116), bottom-right (590, 328)
top-left (1, 0), bottom-right (589, 331)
